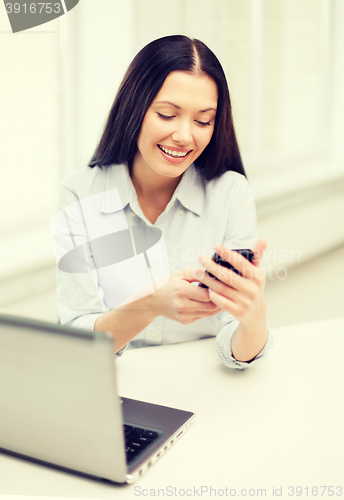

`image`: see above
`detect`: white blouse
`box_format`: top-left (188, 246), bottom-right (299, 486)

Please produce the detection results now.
top-left (51, 163), bottom-right (273, 369)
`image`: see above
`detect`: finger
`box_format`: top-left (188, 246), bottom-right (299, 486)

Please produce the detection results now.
top-left (212, 245), bottom-right (257, 280)
top-left (195, 266), bottom-right (242, 292)
top-left (192, 307), bottom-right (222, 321)
top-left (172, 268), bottom-right (216, 303)
top-left (208, 289), bottom-right (241, 316)
top-left (196, 267), bottom-right (258, 306)
top-left (186, 281), bottom-right (215, 303)
top-left (197, 255), bottom-right (246, 289)
top-left (252, 239), bottom-right (267, 267)
top-left (179, 267), bottom-right (206, 283)
top-left (180, 299), bottom-right (221, 317)
top-left (195, 302), bottom-right (222, 313)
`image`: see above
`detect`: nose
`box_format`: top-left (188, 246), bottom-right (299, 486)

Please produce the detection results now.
top-left (171, 119), bottom-right (192, 145)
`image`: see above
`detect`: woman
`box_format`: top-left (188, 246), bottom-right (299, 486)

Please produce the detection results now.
top-left (52, 35), bottom-right (272, 369)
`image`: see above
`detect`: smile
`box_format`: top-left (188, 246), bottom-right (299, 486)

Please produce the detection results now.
top-left (158, 145), bottom-right (192, 158)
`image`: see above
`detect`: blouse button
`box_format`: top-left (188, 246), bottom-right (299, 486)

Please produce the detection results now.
top-left (131, 212), bottom-right (136, 218)
top-left (179, 209), bottom-right (185, 216)
top-left (150, 332), bottom-right (157, 338)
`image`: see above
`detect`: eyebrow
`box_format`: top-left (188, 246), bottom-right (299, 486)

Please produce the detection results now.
top-left (154, 101), bottom-right (217, 113)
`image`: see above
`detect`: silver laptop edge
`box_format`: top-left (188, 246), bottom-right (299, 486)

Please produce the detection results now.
top-left (0, 314), bottom-right (195, 484)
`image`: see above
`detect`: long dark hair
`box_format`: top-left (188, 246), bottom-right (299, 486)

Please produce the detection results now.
top-left (89, 35), bottom-right (246, 181)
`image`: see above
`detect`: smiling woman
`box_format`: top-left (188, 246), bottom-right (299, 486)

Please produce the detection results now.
top-left (89, 35), bottom-right (244, 181)
top-left (53, 35), bottom-right (273, 370)
top-left (132, 71), bottom-right (218, 223)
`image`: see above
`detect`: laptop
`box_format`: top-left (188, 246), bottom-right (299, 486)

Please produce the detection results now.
top-left (0, 314), bottom-right (195, 484)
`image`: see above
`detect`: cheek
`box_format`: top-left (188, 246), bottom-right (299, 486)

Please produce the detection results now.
top-left (151, 118), bottom-right (173, 140)
top-left (198, 128), bottom-right (214, 151)
top-left (137, 120), bottom-right (158, 153)
top-left (143, 119), bottom-right (170, 148)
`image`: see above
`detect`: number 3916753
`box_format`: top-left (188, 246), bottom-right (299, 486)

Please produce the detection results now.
top-left (5, 3), bottom-right (62, 14)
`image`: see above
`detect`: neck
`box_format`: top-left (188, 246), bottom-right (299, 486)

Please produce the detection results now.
top-left (129, 155), bottom-right (182, 202)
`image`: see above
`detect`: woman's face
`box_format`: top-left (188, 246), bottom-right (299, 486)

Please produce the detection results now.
top-left (134, 71), bottom-right (218, 180)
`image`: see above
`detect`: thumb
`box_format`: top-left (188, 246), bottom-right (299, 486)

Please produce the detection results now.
top-left (252, 238), bottom-right (267, 267)
top-left (179, 267), bottom-right (202, 283)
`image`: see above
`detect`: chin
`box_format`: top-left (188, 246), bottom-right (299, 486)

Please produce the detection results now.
top-left (158, 159), bottom-right (194, 175)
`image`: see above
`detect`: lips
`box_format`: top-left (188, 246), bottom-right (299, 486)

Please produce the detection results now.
top-left (157, 144), bottom-right (193, 158)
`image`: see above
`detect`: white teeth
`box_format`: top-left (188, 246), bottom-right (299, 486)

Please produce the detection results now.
top-left (159, 145), bottom-right (189, 157)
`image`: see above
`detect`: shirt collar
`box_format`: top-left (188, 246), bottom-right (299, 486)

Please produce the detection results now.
top-left (173, 163), bottom-right (204, 216)
top-left (100, 164), bottom-right (135, 214)
top-left (101, 163), bottom-right (205, 216)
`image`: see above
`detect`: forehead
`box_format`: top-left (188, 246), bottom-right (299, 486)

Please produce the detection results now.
top-left (153, 71), bottom-right (218, 110)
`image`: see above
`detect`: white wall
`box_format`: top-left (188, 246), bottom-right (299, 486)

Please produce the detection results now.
top-left (1, 0), bottom-right (344, 292)
top-left (59, 0), bottom-right (136, 175)
top-left (62, 0), bottom-right (344, 277)
top-left (0, 1), bottom-right (136, 281)
top-left (0, 11), bottom-right (60, 280)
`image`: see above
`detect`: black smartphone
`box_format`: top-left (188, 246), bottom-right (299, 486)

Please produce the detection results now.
top-left (198, 249), bottom-right (255, 289)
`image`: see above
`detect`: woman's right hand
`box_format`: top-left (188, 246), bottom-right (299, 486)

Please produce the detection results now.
top-left (150, 268), bottom-right (221, 324)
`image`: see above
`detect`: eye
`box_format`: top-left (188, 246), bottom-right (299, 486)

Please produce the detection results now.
top-left (157, 113), bottom-right (174, 120)
top-left (196, 120), bottom-right (212, 126)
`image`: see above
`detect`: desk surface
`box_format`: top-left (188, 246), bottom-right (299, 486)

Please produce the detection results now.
top-left (1, 317), bottom-right (343, 498)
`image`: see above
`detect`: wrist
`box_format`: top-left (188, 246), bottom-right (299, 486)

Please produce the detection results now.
top-left (239, 314), bottom-right (267, 336)
top-left (142, 290), bottom-right (160, 321)
top-left (232, 317), bottom-right (269, 362)
top-left (240, 297), bottom-right (267, 332)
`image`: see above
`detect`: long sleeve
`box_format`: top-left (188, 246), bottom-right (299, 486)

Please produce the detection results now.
top-left (51, 177), bottom-right (106, 328)
top-left (50, 172), bottom-right (127, 356)
top-left (216, 316), bottom-right (273, 369)
top-left (215, 174), bottom-right (273, 369)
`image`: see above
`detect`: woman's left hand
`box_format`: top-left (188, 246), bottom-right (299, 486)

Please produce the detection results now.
top-left (196, 239), bottom-right (267, 328)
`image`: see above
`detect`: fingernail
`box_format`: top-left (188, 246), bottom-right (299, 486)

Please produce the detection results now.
top-left (198, 255), bottom-right (205, 262)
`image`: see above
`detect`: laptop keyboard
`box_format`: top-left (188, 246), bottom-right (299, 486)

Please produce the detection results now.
top-left (123, 424), bottom-right (160, 464)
